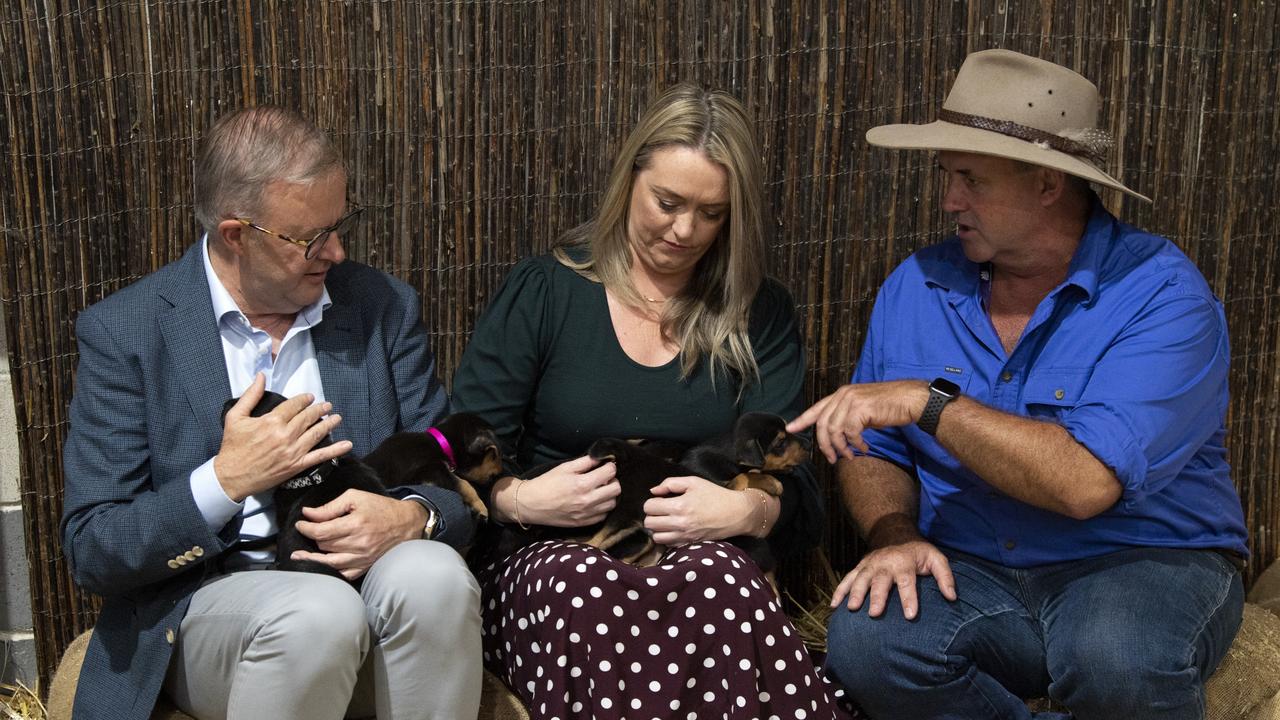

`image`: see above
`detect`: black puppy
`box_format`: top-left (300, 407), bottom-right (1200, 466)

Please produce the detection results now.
top-left (222, 392), bottom-right (503, 580)
top-left (575, 411), bottom-right (809, 569)
top-left (221, 390), bottom-right (384, 581)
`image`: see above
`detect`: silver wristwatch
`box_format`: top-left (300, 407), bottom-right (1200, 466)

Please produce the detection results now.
top-left (421, 501), bottom-right (440, 540)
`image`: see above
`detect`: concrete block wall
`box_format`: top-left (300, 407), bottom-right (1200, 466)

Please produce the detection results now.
top-left (0, 320), bottom-right (37, 689)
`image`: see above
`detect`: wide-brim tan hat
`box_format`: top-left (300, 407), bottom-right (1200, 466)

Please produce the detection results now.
top-left (867, 49), bottom-right (1150, 202)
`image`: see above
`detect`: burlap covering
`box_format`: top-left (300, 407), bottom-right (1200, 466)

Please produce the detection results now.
top-left (1248, 559), bottom-right (1280, 619)
top-left (1206, 603), bottom-right (1280, 720)
top-left (46, 629), bottom-right (529, 720)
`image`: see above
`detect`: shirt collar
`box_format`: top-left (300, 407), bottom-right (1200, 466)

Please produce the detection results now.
top-left (201, 235), bottom-right (332, 328)
top-left (921, 193), bottom-right (1118, 305)
top-left (1058, 195), bottom-right (1118, 304)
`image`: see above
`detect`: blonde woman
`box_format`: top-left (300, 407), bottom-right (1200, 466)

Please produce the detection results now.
top-left (453, 84), bottom-right (856, 719)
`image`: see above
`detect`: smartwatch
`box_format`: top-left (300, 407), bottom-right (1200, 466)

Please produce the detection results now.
top-left (917, 377), bottom-right (961, 436)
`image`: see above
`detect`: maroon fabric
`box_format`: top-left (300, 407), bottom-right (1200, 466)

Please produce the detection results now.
top-left (479, 540), bottom-right (862, 719)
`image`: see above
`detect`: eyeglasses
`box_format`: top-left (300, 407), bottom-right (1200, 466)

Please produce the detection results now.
top-left (235, 206), bottom-right (363, 260)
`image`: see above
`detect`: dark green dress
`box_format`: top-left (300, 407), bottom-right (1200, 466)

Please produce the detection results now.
top-left (452, 253), bottom-right (824, 554)
top-left (451, 254), bottom-right (858, 720)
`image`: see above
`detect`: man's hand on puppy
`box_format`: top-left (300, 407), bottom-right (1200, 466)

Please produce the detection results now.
top-left (786, 380), bottom-right (930, 464)
top-left (513, 455), bottom-right (620, 527)
top-left (644, 476), bottom-right (778, 545)
top-left (289, 490), bottom-right (424, 580)
top-left (830, 539), bottom-right (957, 620)
top-left (214, 374), bottom-right (353, 502)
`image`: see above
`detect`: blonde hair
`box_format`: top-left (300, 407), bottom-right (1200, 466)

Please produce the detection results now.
top-left (554, 84), bottom-right (767, 387)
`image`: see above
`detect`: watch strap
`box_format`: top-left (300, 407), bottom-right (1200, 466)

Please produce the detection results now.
top-left (412, 497), bottom-right (441, 540)
top-left (917, 380), bottom-right (958, 436)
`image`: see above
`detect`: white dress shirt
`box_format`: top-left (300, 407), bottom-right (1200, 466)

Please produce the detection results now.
top-left (188, 236), bottom-right (332, 560)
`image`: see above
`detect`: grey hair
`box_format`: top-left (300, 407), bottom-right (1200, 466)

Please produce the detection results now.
top-left (193, 106), bottom-right (344, 235)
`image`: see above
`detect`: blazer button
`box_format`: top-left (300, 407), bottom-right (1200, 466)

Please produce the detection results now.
top-left (192, 546), bottom-right (205, 557)
top-left (174, 556), bottom-right (188, 566)
top-left (167, 559), bottom-right (181, 569)
top-left (183, 551), bottom-right (197, 561)
top-left (165, 628), bottom-right (176, 644)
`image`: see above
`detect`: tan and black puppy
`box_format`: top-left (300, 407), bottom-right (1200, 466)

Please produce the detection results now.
top-left (680, 411), bottom-right (809, 497)
top-left (362, 413), bottom-right (504, 522)
top-left (221, 393), bottom-right (502, 581)
top-left (574, 411), bottom-right (809, 570)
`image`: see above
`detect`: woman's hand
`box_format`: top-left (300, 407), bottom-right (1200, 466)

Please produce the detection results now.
top-left (505, 455), bottom-right (620, 528)
top-left (643, 476), bottom-right (777, 545)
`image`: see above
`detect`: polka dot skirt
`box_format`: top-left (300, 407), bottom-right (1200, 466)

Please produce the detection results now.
top-left (478, 540), bottom-right (862, 719)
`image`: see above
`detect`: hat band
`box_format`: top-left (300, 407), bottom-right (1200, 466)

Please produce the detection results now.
top-left (938, 109), bottom-right (1112, 165)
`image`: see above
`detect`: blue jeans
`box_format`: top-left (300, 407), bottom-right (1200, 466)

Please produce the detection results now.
top-left (825, 547), bottom-right (1243, 720)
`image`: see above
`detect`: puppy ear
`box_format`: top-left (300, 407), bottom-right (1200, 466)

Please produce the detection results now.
top-left (738, 437), bottom-right (766, 468)
top-left (467, 432), bottom-right (493, 457)
top-left (588, 438), bottom-right (624, 463)
top-left (483, 443), bottom-right (501, 465)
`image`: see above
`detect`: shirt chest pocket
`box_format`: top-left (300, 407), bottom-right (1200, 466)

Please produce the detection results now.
top-left (882, 362), bottom-right (973, 393)
top-left (1022, 369), bottom-right (1091, 422)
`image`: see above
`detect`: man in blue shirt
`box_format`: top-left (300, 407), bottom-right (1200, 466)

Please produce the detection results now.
top-left (790, 49), bottom-right (1247, 719)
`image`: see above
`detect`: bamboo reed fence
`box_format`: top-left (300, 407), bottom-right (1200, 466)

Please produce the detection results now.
top-left (1, 0), bottom-right (1277, 691)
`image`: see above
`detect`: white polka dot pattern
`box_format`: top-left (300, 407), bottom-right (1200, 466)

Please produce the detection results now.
top-left (478, 540), bottom-right (861, 719)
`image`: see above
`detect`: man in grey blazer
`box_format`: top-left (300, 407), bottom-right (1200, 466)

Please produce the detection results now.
top-left (61, 107), bottom-right (482, 720)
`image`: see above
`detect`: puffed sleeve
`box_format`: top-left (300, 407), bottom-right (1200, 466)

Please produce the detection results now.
top-left (739, 279), bottom-right (824, 559)
top-left (451, 257), bottom-right (553, 477)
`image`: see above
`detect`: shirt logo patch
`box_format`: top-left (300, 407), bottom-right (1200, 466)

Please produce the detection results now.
top-left (944, 366), bottom-right (964, 375)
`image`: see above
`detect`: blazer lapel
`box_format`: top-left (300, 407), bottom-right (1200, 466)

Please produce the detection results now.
top-left (313, 301), bottom-right (371, 453)
top-left (157, 245), bottom-right (231, 443)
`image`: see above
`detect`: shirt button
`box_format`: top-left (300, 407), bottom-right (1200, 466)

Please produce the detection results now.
top-left (1004, 540), bottom-right (1016, 550)
top-left (1000, 371), bottom-right (1013, 382)
top-left (1054, 389), bottom-right (1065, 400)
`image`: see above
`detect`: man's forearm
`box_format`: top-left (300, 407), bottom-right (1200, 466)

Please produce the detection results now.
top-left (836, 455), bottom-right (922, 548)
top-left (933, 396), bottom-right (1121, 519)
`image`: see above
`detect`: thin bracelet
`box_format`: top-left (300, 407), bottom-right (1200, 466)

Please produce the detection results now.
top-left (513, 479), bottom-right (530, 530)
top-left (751, 490), bottom-right (770, 538)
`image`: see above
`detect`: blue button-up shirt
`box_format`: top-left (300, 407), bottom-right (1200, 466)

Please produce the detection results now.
top-left (853, 199), bottom-right (1248, 567)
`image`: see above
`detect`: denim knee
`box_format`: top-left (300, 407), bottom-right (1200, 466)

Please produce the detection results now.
top-left (1043, 550), bottom-right (1244, 720)
top-left (825, 597), bottom-right (941, 702)
top-left (825, 604), bottom-right (884, 694)
top-left (1048, 626), bottom-right (1201, 718)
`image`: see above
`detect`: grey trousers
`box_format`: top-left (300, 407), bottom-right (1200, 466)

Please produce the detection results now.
top-left (163, 540), bottom-right (483, 720)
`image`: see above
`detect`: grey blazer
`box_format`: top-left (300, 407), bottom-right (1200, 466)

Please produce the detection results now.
top-left (60, 244), bottom-right (470, 720)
